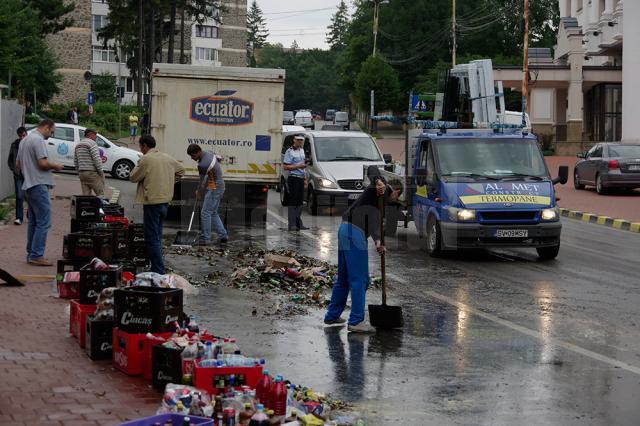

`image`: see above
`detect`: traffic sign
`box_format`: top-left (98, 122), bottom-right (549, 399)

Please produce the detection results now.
top-left (87, 91), bottom-right (95, 105)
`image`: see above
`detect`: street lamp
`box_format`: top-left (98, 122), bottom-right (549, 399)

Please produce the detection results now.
top-left (371, 0), bottom-right (389, 57)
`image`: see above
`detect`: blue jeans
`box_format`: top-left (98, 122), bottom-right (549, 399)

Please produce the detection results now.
top-left (143, 203), bottom-right (168, 274)
top-left (14, 175), bottom-right (24, 221)
top-left (200, 187), bottom-right (227, 242)
top-left (325, 223), bottom-right (370, 325)
top-left (25, 185), bottom-right (52, 260)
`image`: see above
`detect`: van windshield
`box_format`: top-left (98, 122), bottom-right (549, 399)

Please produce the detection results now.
top-left (314, 136), bottom-right (382, 162)
top-left (435, 138), bottom-right (548, 178)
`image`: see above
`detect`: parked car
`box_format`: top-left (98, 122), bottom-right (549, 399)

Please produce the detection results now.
top-left (574, 143), bottom-right (640, 194)
top-left (321, 124), bottom-right (345, 131)
top-left (279, 130), bottom-right (386, 214)
top-left (283, 110), bottom-right (295, 125)
top-left (294, 110), bottom-right (314, 129)
top-left (325, 109), bottom-right (336, 121)
top-left (334, 111), bottom-right (349, 130)
top-left (28, 123), bottom-right (142, 180)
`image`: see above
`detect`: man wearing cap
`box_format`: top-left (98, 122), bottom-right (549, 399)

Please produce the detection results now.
top-left (283, 134), bottom-right (309, 231)
top-left (74, 128), bottom-right (105, 196)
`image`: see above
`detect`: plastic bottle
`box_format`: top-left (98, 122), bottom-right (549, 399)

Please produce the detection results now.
top-left (204, 341), bottom-right (214, 360)
top-left (270, 376), bottom-right (287, 417)
top-left (255, 370), bottom-right (273, 407)
top-left (181, 342), bottom-right (198, 385)
top-left (248, 404), bottom-right (270, 426)
top-left (284, 408), bottom-right (298, 423)
top-left (239, 402), bottom-right (255, 425)
top-left (188, 315), bottom-right (199, 333)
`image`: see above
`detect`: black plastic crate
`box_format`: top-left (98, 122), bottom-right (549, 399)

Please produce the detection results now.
top-left (70, 218), bottom-right (99, 233)
top-left (79, 264), bottom-right (122, 304)
top-left (57, 259), bottom-right (89, 276)
top-left (70, 195), bottom-right (102, 220)
top-left (129, 246), bottom-right (149, 266)
top-left (85, 316), bottom-right (115, 360)
top-left (114, 287), bottom-right (183, 334)
top-left (128, 223), bottom-right (145, 246)
top-left (64, 232), bottom-right (113, 261)
top-left (102, 203), bottom-right (125, 217)
top-left (89, 223), bottom-right (128, 260)
top-left (152, 344), bottom-right (183, 390)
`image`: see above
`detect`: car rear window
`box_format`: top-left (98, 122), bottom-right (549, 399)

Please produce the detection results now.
top-left (608, 145), bottom-right (640, 157)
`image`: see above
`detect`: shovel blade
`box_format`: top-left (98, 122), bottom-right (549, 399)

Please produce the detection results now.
top-left (172, 231), bottom-right (200, 247)
top-left (368, 304), bottom-right (403, 329)
top-left (0, 268), bottom-right (25, 286)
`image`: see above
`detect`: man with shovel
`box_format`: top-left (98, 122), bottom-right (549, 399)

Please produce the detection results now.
top-left (324, 171), bottom-right (402, 333)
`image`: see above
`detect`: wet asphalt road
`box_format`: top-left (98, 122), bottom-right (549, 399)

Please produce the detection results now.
top-left (109, 178), bottom-right (640, 425)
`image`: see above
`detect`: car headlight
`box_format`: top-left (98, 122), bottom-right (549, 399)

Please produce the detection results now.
top-left (448, 207), bottom-right (476, 222)
top-left (541, 207), bottom-right (559, 221)
top-left (316, 177), bottom-right (337, 189)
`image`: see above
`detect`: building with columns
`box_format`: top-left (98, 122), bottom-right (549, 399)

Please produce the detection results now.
top-left (494, 0), bottom-right (639, 154)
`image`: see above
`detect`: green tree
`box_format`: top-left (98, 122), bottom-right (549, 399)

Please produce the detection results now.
top-left (0, 0), bottom-right (61, 103)
top-left (92, 72), bottom-right (117, 103)
top-left (326, 0), bottom-right (350, 50)
top-left (355, 55), bottom-right (402, 113)
top-left (27, 0), bottom-right (75, 36)
top-left (247, 0), bottom-right (269, 66)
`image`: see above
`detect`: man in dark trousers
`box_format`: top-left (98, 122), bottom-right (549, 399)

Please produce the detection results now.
top-left (324, 169), bottom-right (402, 333)
top-left (283, 134), bottom-right (309, 231)
top-left (8, 127), bottom-right (27, 225)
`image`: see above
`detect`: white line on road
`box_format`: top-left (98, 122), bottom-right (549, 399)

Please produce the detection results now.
top-left (267, 206), bottom-right (640, 376)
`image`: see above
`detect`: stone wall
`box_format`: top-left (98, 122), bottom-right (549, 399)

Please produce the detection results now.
top-left (219, 50), bottom-right (246, 67)
top-left (55, 73), bottom-right (91, 104)
top-left (220, 27), bottom-right (246, 52)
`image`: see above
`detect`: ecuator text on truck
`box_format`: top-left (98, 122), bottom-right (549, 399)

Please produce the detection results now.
top-left (150, 64), bottom-right (285, 225)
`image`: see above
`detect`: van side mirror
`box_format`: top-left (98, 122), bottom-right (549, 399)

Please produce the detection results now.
top-left (383, 153), bottom-right (392, 164)
top-left (553, 165), bottom-right (569, 185)
top-left (576, 152), bottom-right (585, 159)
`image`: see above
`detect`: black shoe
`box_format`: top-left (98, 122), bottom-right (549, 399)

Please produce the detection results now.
top-left (297, 225), bottom-right (310, 230)
top-left (218, 237), bottom-right (228, 244)
top-left (288, 226), bottom-right (299, 231)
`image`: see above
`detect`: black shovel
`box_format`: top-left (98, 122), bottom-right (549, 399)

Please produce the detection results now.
top-left (368, 195), bottom-right (404, 329)
top-left (172, 198), bottom-right (200, 247)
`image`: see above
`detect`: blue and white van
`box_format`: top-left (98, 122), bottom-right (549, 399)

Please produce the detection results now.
top-left (406, 129), bottom-right (568, 260)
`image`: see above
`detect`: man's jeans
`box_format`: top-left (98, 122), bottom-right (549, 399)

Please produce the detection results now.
top-left (324, 223), bottom-right (370, 325)
top-left (201, 187), bottom-right (228, 242)
top-left (25, 185), bottom-right (51, 260)
top-left (14, 175), bottom-right (24, 221)
top-left (143, 203), bottom-right (168, 274)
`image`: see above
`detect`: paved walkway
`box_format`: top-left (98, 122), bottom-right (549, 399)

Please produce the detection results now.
top-left (0, 176), bottom-right (158, 425)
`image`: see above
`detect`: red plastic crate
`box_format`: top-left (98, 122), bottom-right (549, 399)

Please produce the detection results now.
top-left (58, 280), bottom-right (80, 299)
top-left (69, 300), bottom-right (97, 348)
top-left (141, 332), bottom-right (174, 380)
top-left (112, 328), bottom-right (148, 376)
top-left (193, 363), bottom-right (263, 395)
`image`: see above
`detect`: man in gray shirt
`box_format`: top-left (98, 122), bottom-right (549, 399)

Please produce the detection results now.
top-left (16, 119), bottom-right (64, 266)
top-left (187, 144), bottom-right (228, 245)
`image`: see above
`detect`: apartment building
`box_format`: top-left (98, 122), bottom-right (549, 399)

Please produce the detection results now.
top-left (49, 0), bottom-right (247, 105)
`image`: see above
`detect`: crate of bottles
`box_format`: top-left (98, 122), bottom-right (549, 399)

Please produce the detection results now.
top-left (193, 363), bottom-right (263, 396)
top-left (69, 300), bottom-right (97, 348)
top-left (89, 222), bottom-right (129, 260)
top-left (142, 332), bottom-right (175, 381)
top-left (85, 316), bottom-right (115, 361)
top-left (114, 287), bottom-right (183, 334)
top-left (63, 231), bottom-right (113, 261)
top-left (151, 344), bottom-right (184, 391)
top-left (70, 195), bottom-right (102, 220)
top-left (79, 264), bottom-right (123, 304)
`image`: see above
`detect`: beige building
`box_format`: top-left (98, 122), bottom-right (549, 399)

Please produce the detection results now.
top-left (49, 0), bottom-right (247, 105)
top-left (494, 0), bottom-right (633, 154)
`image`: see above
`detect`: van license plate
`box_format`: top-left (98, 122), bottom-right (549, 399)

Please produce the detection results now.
top-left (494, 229), bottom-right (528, 238)
top-left (348, 193), bottom-right (359, 200)
top-left (628, 164), bottom-right (640, 171)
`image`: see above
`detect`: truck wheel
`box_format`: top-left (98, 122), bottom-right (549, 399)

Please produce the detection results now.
top-left (275, 179), bottom-right (282, 193)
top-left (537, 244), bottom-right (560, 260)
top-left (426, 216), bottom-right (442, 257)
top-left (573, 169), bottom-right (584, 190)
top-left (279, 179), bottom-right (288, 206)
top-left (596, 174), bottom-right (607, 195)
top-left (308, 189), bottom-right (319, 216)
top-left (384, 205), bottom-right (399, 237)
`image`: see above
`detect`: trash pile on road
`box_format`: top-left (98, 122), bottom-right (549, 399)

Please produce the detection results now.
top-left (57, 196), bottom-right (363, 425)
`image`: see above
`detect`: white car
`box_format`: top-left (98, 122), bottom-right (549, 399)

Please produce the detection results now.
top-left (294, 110), bottom-right (314, 129)
top-left (28, 123), bottom-right (142, 179)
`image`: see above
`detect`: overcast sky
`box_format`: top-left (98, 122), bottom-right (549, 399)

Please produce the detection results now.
top-left (256, 0), bottom-right (353, 50)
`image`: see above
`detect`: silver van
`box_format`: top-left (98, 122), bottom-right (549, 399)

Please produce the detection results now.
top-left (334, 111), bottom-right (349, 130)
top-left (279, 131), bottom-right (387, 214)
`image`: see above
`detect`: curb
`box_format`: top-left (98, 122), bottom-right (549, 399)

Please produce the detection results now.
top-left (560, 208), bottom-right (640, 233)
top-left (108, 187), bottom-right (121, 204)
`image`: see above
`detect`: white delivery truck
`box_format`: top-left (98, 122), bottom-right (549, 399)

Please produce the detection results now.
top-left (150, 64), bottom-right (285, 225)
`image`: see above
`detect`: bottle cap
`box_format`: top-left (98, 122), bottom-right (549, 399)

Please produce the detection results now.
top-left (291, 408), bottom-right (297, 415)
top-left (257, 403), bottom-right (264, 410)
top-left (245, 403), bottom-right (252, 409)
top-left (276, 375), bottom-right (283, 381)
top-left (263, 369), bottom-right (269, 375)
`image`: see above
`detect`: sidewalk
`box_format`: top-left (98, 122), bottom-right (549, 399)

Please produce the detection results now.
top-left (0, 176), bottom-right (158, 425)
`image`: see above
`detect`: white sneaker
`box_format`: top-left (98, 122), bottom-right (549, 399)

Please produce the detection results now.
top-left (347, 322), bottom-right (376, 333)
top-left (14, 218), bottom-right (22, 225)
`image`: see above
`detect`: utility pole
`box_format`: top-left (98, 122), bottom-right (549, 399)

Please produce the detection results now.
top-left (137, 0), bottom-right (143, 107)
top-left (522, 0), bottom-right (530, 121)
top-left (452, 0), bottom-right (457, 66)
top-left (372, 0), bottom-right (380, 57)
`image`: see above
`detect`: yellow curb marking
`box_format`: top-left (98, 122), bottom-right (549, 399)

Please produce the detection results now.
top-left (612, 219), bottom-right (626, 229)
top-left (596, 216), bottom-right (611, 225)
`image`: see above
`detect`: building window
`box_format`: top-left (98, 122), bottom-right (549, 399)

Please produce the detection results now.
top-left (120, 77), bottom-right (135, 93)
top-left (92, 15), bottom-right (108, 32)
top-left (196, 47), bottom-right (218, 62)
top-left (92, 46), bottom-right (116, 62)
top-left (196, 25), bottom-right (219, 38)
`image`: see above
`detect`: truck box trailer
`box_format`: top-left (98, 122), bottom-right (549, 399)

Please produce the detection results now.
top-left (149, 64), bottom-right (285, 225)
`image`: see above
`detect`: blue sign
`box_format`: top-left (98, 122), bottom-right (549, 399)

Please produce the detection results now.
top-left (87, 92), bottom-right (95, 105)
top-left (190, 90), bottom-right (254, 126)
top-left (255, 135), bottom-right (271, 151)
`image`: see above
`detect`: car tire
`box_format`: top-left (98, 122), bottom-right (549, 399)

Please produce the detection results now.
top-left (279, 179), bottom-right (289, 206)
top-left (573, 169), bottom-right (585, 189)
top-left (275, 179), bottom-right (282, 193)
top-left (426, 215), bottom-right (442, 257)
top-left (112, 159), bottom-right (134, 180)
top-left (537, 244), bottom-right (560, 260)
top-left (308, 189), bottom-right (319, 216)
top-left (595, 173), bottom-right (607, 195)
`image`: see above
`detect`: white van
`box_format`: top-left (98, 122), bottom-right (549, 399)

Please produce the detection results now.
top-left (334, 111), bottom-right (349, 130)
top-left (279, 130), bottom-right (387, 214)
top-left (294, 110), bottom-right (314, 129)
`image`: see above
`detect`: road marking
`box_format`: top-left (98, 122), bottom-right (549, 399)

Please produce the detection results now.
top-left (386, 272), bottom-right (640, 376)
top-left (267, 205), bottom-right (640, 375)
